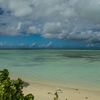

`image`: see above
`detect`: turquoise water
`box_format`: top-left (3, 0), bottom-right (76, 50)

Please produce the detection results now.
top-left (0, 50), bottom-right (100, 89)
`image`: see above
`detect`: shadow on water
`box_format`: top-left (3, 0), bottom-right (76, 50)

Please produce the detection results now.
top-left (62, 53), bottom-right (100, 62)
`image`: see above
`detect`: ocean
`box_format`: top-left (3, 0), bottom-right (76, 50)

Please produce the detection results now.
top-left (0, 50), bottom-right (100, 90)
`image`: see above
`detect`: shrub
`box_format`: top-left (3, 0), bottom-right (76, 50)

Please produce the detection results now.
top-left (0, 69), bottom-right (34, 100)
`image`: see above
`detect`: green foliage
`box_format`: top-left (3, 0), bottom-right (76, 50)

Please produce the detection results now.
top-left (25, 94), bottom-right (34, 100)
top-left (0, 69), bottom-right (34, 100)
top-left (53, 92), bottom-right (59, 100)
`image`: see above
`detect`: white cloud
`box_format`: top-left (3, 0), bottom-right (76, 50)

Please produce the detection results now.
top-left (42, 33), bottom-right (57, 38)
top-left (0, 0), bottom-right (100, 43)
top-left (31, 42), bottom-right (36, 46)
top-left (75, 0), bottom-right (100, 23)
top-left (28, 26), bottom-right (40, 34)
top-left (46, 41), bottom-right (52, 47)
top-left (6, 0), bottom-right (33, 17)
top-left (43, 22), bottom-right (62, 34)
top-left (65, 30), bottom-right (100, 42)
top-left (0, 20), bottom-right (20, 35)
top-left (16, 22), bottom-right (22, 30)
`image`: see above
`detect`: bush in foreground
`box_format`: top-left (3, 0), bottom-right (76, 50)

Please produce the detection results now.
top-left (0, 69), bottom-right (34, 100)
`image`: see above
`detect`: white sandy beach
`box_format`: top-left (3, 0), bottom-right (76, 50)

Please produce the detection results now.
top-left (23, 80), bottom-right (100, 100)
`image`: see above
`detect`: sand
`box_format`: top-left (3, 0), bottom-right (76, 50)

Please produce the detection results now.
top-left (23, 80), bottom-right (100, 100)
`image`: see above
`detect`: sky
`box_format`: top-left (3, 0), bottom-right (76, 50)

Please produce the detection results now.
top-left (0, 0), bottom-right (100, 49)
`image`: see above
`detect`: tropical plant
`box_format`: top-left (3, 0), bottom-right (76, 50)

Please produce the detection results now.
top-left (0, 69), bottom-right (34, 100)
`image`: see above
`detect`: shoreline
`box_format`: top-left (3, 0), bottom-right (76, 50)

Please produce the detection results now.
top-left (18, 75), bottom-right (100, 91)
top-left (11, 74), bottom-right (100, 92)
top-left (11, 75), bottom-right (100, 91)
top-left (22, 79), bottom-right (100, 100)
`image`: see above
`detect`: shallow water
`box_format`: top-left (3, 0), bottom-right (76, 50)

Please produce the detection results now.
top-left (0, 50), bottom-right (100, 89)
